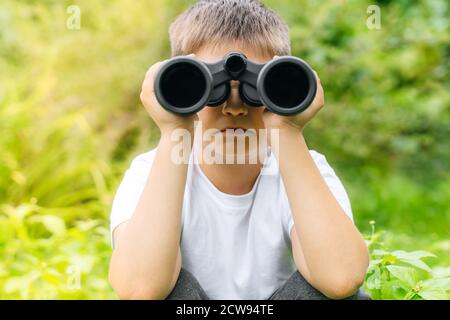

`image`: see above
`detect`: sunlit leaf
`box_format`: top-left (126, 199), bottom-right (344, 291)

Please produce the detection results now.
top-left (386, 265), bottom-right (417, 288)
top-left (28, 215), bottom-right (67, 236)
top-left (392, 250), bottom-right (436, 260)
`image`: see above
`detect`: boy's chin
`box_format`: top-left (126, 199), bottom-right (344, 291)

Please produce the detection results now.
top-left (201, 142), bottom-right (267, 166)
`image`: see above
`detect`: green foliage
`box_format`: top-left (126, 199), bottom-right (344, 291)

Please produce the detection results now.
top-left (0, 201), bottom-right (114, 299)
top-left (0, 0), bottom-right (448, 299)
top-left (274, 0), bottom-right (450, 178)
top-left (0, 0), bottom-right (164, 299)
top-left (364, 222), bottom-right (450, 300)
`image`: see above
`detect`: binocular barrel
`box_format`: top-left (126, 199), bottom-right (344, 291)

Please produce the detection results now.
top-left (154, 52), bottom-right (317, 116)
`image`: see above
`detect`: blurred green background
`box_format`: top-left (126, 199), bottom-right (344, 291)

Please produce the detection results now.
top-left (0, 0), bottom-right (448, 299)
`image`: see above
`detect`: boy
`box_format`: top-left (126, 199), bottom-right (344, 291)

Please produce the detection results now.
top-left (108, 0), bottom-right (369, 300)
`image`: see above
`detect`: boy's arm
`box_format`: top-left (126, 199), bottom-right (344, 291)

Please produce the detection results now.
top-left (281, 133), bottom-right (368, 299)
top-left (111, 220), bottom-right (183, 298)
top-left (264, 66), bottom-right (369, 299)
top-left (108, 56), bottom-right (197, 300)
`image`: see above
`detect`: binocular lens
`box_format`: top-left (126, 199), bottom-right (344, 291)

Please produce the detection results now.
top-left (263, 62), bottom-right (310, 110)
top-left (159, 62), bottom-right (207, 109)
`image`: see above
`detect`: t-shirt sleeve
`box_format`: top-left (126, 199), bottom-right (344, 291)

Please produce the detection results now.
top-left (109, 148), bottom-right (157, 249)
top-left (282, 150), bottom-right (354, 236)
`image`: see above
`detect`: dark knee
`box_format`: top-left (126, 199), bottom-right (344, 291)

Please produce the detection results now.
top-left (344, 288), bottom-right (372, 300)
top-left (270, 271), bottom-right (371, 300)
top-left (166, 268), bottom-right (209, 300)
top-left (269, 271), bottom-right (329, 300)
top-left (290, 271), bottom-right (331, 300)
top-left (292, 271), bottom-right (372, 300)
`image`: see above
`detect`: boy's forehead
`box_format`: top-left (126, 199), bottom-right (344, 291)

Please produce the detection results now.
top-left (194, 44), bottom-right (273, 64)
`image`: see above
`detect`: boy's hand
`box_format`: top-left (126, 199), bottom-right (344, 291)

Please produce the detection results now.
top-left (140, 54), bottom-right (198, 135)
top-left (262, 56), bottom-right (324, 133)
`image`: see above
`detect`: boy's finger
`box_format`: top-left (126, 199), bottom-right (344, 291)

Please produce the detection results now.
top-left (312, 69), bottom-right (321, 83)
top-left (143, 61), bottom-right (166, 89)
top-left (146, 60), bottom-right (164, 74)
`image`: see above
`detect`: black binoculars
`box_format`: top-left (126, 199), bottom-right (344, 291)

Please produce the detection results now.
top-left (154, 52), bottom-right (317, 116)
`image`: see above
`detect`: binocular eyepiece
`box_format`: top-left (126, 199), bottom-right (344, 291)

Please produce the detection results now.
top-left (154, 52), bottom-right (317, 116)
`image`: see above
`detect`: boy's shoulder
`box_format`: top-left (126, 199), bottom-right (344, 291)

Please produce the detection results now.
top-left (130, 147), bottom-right (158, 165)
top-left (309, 149), bottom-right (329, 165)
top-left (308, 150), bottom-right (340, 176)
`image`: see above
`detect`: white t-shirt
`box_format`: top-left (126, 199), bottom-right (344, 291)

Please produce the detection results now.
top-left (109, 146), bottom-right (354, 300)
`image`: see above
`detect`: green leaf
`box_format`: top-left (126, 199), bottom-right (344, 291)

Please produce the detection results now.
top-left (369, 259), bottom-right (383, 268)
top-left (404, 290), bottom-right (417, 300)
top-left (383, 254), bottom-right (398, 264)
top-left (421, 278), bottom-right (450, 292)
top-left (386, 265), bottom-right (417, 288)
top-left (366, 271), bottom-right (381, 290)
top-left (392, 250), bottom-right (436, 261)
top-left (418, 289), bottom-right (449, 300)
top-left (372, 249), bottom-right (389, 257)
top-left (432, 267), bottom-right (450, 278)
top-left (29, 215), bottom-right (66, 236)
top-left (380, 281), bottom-right (407, 300)
top-left (401, 259), bottom-right (433, 273)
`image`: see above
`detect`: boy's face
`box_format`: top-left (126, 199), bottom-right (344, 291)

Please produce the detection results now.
top-left (194, 44), bottom-right (272, 132)
top-left (194, 44), bottom-right (273, 160)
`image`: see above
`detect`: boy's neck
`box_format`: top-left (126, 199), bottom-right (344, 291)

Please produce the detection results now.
top-left (199, 160), bottom-right (263, 195)
top-left (192, 126), bottom-right (268, 195)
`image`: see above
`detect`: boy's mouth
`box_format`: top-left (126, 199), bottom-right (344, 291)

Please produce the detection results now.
top-left (220, 126), bottom-right (247, 133)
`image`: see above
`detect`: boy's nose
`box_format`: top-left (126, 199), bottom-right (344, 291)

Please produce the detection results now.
top-left (222, 81), bottom-right (248, 117)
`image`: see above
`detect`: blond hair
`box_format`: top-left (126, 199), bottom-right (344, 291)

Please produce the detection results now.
top-left (168, 0), bottom-right (291, 58)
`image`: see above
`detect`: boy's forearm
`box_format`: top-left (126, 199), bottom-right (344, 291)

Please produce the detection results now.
top-left (109, 131), bottom-right (193, 299)
top-left (272, 126), bottom-right (368, 296)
